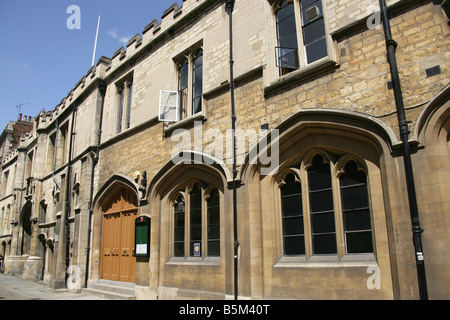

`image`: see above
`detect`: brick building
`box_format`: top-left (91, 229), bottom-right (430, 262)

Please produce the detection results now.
top-left (0, 115), bottom-right (33, 260)
top-left (1, 0), bottom-right (449, 300)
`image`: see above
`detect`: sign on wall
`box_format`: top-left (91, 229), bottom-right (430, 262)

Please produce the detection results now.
top-left (135, 216), bottom-right (150, 258)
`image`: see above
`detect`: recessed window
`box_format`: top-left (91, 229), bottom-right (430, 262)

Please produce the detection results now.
top-left (176, 47), bottom-right (203, 121)
top-left (279, 152), bottom-right (374, 259)
top-left (172, 182), bottom-right (221, 259)
top-left (275, 0), bottom-right (328, 76)
top-left (116, 78), bottom-right (133, 133)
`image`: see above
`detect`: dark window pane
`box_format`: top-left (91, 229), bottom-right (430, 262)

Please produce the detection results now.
top-left (308, 155), bottom-right (332, 190)
top-left (341, 185), bottom-right (369, 210)
top-left (281, 174), bottom-right (300, 195)
top-left (174, 228), bottom-right (184, 242)
top-left (302, 19), bottom-right (326, 45)
top-left (281, 195), bottom-right (302, 217)
top-left (283, 216), bottom-right (304, 236)
top-left (278, 32), bottom-right (299, 50)
top-left (208, 225), bottom-right (220, 239)
top-left (193, 97), bottom-right (202, 115)
top-left (190, 209), bottom-right (201, 225)
top-left (346, 231), bottom-right (373, 254)
top-left (277, 15), bottom-right (297, 40)
top-left (207, 189), bottom-right (220, 257)
top-left (340, 161), bottom-right (373, 253)
top-left (311, 212), bottom-right (335, 234)
top-left (174, 196), bottom-right (185, 257)
top-left (309, 189), bottom-right (333, 213)
top-left (174, 243), bottom-right (184, 257)
top-left (192, 50), bottom-right (203, 115)
top-left (190, 184), bottom-right (202, 257)
top-left (340, 161), bottom-right (366, 186)
top-left (313, 234), bottom-right (337, 254)
top-left (179, 60), bottom-right (188, 90)
top-left (305, 37), bottom-right (328, 64)
top-left (277, 1), bottom-right (295, 21)
top-left (208, 241), bottom-right (220, 256)
top-left (194, 53), bottom-right (203, 68)
top-left (276, 1), bottom-right (298, 76)
top-left (344, 209), bottom-right (372, 231)
top-left (281, 174), bottom-right (304, 255)
top-left (308, 154), bottom-right (336, 255)
top-left (284, 236), bottom-right (305, 255)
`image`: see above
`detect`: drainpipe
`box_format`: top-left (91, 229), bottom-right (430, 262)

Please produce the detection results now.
top-left (226, 0), bottom-right (239, 301)
top-left (379, 0), bottom-right (428, 300)
top-left (64, 105), bottom-right (77, 287)
top-left (85, 82), bottom-right (106, 288)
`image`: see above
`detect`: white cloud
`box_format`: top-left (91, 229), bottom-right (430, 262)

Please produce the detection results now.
top-left (107, 29), bottom-right (132, 45)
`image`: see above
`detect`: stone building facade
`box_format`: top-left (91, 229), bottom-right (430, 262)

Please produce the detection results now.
top-left (0, 0), bottom-right (449, 299)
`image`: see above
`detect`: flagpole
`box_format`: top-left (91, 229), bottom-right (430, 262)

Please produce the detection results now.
top-left (92, 16), bottom-right (101, 67)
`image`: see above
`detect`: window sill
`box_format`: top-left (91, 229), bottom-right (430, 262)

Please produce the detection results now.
top-left (166, 256), bottom-right (220, 266)
top-left (163, 112), bottom-right (206, 137)
top-left (264, 57), bottom-right (339, 98)
top-left (274, 253), bottom-right (376, 269)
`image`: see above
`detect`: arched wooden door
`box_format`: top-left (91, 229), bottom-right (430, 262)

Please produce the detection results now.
top-left (100, 187), bottom-right (137, 283)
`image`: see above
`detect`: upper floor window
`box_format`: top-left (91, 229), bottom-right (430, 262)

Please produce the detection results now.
top-left (278, 152), bottom-right (374, 259)
top-left (116, 78), bottom-right (133, 133)
top-left (176, 48), bottom-right (203, 121)
top-left (0, 170), bottom-right (9, 198)
top-left (275, 0), bottom-right (328, 76)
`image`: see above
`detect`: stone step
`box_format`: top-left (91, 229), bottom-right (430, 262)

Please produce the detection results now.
top-left (82, 280), bottom-right (136, 300)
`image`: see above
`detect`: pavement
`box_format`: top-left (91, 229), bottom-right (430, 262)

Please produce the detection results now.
top-left (0, 273), bottom-right (109, 300)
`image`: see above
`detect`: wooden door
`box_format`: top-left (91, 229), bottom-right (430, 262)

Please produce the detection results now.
top-left (101, 188), bottom-right (137, 283)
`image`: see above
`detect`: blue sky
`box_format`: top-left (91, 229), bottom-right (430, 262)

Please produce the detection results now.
top-left (0, 0), bottom-right (180, 131)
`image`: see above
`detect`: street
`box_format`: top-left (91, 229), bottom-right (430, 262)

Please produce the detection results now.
top-left (0, 274), bottom-right (108, 300)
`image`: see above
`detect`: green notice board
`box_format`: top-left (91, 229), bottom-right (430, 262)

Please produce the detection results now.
top-left (135, 216), bottom-right (150, 257)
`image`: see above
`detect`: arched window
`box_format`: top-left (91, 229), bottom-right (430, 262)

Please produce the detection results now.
top-left (278, 151), bottom-right (375, 259)
top-left (281, 173), bottom-right (305, 255)
top-left (339, 161), bottom-right (373, 254)
top-left (172, 182), bottom-right (221, 259)
top-left (174, 195), bottom-right (185, 257)
top-left (307, 154), bottom-right (336, 254)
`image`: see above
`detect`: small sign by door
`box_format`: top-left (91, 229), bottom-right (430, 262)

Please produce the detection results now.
top-left (135, 216), bottom-right (150, 258)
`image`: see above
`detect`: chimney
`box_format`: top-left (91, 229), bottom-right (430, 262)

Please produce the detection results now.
top-left (19, 113), bottom-right (22, 121)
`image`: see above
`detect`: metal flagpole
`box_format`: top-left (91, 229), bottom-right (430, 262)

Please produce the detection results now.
top-left (92, 16), bottom-right (101, 67)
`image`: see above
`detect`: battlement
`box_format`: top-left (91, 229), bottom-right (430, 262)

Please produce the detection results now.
top-left (104, 0), bottom-right (210, 74)
top-left (35, 0), bottom-right (209, 131)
